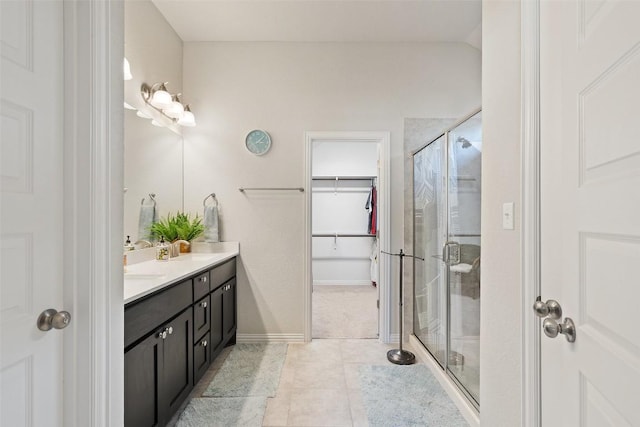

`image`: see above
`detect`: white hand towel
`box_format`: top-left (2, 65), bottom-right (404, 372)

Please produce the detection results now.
top-left (138, 198), bottom-right (157, 241)
top-left (203, 204), bottom-right (219, 243)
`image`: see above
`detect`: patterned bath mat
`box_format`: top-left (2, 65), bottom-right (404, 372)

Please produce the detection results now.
top-left (176, 397), bottom-right (267, 427)
top-left (203, 343), bottom-right (287, 398)
top-left (359, 364), bottom-right (468, 426)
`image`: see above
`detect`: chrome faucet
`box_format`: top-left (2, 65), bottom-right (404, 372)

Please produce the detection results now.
top-left (170, 240), bottom-right (190, 258)
top-left (134, 239), bottom-right (153, 249)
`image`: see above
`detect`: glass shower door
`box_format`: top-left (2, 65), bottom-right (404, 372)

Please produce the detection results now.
top-left (413, 135), bottom-right (448, 366)
top-left (413, 110), bottom-right (482, 408)
top-left (447, 111), bottom-right (481, 405)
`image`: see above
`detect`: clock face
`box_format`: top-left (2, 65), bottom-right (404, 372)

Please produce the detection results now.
top-left (245, 129), bottom-right (272, 155)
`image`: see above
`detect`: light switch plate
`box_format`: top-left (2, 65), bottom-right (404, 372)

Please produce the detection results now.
top-left (503, 202), bottom-right (514, 230)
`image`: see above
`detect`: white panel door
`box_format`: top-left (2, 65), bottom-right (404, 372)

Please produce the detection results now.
top-left (1, 0), bottom-right (65, 425)
top-left (540, 0), bottom-right (640, 424)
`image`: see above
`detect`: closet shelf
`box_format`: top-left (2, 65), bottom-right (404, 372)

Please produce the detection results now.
top-left (312, 176), bottom-right (376, 181)
top-left (312, 233), bottom-right (376, 238)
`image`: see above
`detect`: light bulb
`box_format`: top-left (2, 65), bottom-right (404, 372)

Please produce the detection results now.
top-left (150, 83), bottom-right (172, 109)
top-left (178, 105), bottom-right (196, 127)
top-left (164, 94), bottom-right (185, 119)
top-left (124, 101), bottom-right (136, 110)
top-left (151, 119), bottom-right (163, 127)
top-left (123, 57), bottom-right (133, 80)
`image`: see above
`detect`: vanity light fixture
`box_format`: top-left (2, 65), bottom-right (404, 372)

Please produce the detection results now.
top-left (140, 82), bottom-right (196, 127)
top-left (177, 105), bottom-right (196, 127)
top-left (123, 57), bottom-right (133, 80)
top-left (136, 110), bottom-right (152, 119)
top-left (148, 82), bottom-right (172, 109)
top-left (164, 94), bottom-right (185, 119)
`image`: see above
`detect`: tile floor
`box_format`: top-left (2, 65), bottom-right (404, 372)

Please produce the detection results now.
top-left (264, 339), bottom-right (403, 426)
top-left (170, 338), bottom-right (415, 426)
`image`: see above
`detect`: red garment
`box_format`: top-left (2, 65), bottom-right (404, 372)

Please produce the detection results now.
top-left (370, 186), bottom-right (377, 235)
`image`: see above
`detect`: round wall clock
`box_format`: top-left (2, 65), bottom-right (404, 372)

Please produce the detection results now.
top-left (245, 129), bottom-right (272, 155)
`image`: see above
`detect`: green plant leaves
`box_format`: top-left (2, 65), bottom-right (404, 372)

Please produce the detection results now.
top-left (150, 212), bottom-right (205, 242)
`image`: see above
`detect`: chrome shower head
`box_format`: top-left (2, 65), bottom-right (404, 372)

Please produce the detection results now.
top-left (456, 136), bottom-right (471, 148)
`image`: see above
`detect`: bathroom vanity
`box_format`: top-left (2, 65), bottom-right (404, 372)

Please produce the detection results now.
top-left (123, 244), bottom-right (238, 426)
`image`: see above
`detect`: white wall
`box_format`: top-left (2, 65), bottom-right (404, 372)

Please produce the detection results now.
top-left (123, 0), bottom-right (183, 242)
top-left (312, 141), bottom-right (377, 285)
top-left (481, 1), bottom-right (523, 425)
top-left (182, 42), bottom-right (481, 339)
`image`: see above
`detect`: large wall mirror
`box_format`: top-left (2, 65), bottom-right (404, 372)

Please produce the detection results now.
top-left (123, 0), bottom-right (184, 244)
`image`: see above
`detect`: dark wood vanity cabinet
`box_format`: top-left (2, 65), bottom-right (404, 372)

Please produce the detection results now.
top-left (222, 278), bottom-right (237, 343)
top-left (209, 259), bottom-right (237, 360)
top-left (124, 307), bottom-right (193, 427)
top-left (124, 257), bottom-right (237, 427)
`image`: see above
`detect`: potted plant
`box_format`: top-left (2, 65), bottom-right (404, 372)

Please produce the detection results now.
top-left (150, 212), bottom-right (205, 254)
top-left (174, 212), bottom-right (204, 252)
top-left (149, 213), bottom-right (180, 243)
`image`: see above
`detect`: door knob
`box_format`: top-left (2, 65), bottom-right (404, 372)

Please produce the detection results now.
top-left (37, 309), bottom-right (71, 331)
top-left (543, 317), bottom-right (576, 343)
top-left (532, 298), bottom-right (562, 320)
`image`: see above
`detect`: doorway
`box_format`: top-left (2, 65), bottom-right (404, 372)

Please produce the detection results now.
top-left (412, 110), bottom-right (482, 408)
top-left (304, 132), bottom-right (391, 343)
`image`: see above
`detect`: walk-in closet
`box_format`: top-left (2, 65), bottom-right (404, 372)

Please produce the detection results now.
top-left (311, 140), bottom-right (379, 339)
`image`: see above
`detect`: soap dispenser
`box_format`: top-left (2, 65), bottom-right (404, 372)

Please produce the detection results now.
top-left (155, 236), bottom-right (170, 261)
top-left (124, 235), bottom-right (134, 252)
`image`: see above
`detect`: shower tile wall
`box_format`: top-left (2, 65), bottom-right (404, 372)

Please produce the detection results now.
top-left (403, 118), bottom-right (456, 342)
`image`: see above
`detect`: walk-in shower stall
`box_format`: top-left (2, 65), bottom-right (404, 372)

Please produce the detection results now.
top-left (412, 110), bottom-right (481, 408)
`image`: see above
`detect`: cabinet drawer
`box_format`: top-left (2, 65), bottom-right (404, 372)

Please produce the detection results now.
top-left (193, 295), bottom-right (210, 341)
top-left (210, 258), bottom-right (236, 290)
top-left (125, 279), bottom-right (192, 349)
top-left (193, 331), bottom-right (211, 385)
top-left (193, 271), bottom-right (210, 301)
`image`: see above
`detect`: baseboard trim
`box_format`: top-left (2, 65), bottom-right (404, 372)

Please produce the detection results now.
top-left (312, 280), bottom-right (373, 286)
top-left (408, 335), bottom-right (480, 427)
top-left (236, 333), bottom-right (305, 343)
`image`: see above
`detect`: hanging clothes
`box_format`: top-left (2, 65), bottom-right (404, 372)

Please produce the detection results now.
top-left (364, 185), bottom-right (378, 234)
top-left (370, 185), bottom-right (377, 235)
top-left (365, 183), bottom-right (377, 235)
top-left (365, 188), bottom-right (373, 232)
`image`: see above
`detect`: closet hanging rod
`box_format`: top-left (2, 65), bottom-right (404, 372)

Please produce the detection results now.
top-left (312, 176), bottom-right (377, 181)
top-left (239, 187), bottom-right (304, 192)
top-left (312, 233), bottom-right (376, 238)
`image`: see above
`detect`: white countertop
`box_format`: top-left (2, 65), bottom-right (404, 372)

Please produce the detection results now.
top-left (124, 242), bottom-right (239, 305)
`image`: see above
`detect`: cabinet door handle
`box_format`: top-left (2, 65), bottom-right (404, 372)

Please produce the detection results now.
top-left (203, 276), bottom-right (207, 283)
top-left (200, 301), bottom-right (208, 308)
top-left (201, 340), bottom-right (208, 347)
top-left (167, 326), bottom-right (173, 335)
top-left (157, 330), bottom-right (167, 340)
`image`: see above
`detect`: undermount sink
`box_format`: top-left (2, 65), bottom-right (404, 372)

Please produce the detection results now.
top-left (124, 273), bottom-right (166, 280)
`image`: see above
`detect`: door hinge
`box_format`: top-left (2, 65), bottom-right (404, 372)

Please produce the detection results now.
top-left (377, 299), bottom-right (380, 309)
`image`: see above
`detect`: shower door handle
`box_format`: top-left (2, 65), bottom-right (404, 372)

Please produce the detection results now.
top-left (442, 241), bottom-right (460, 265)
